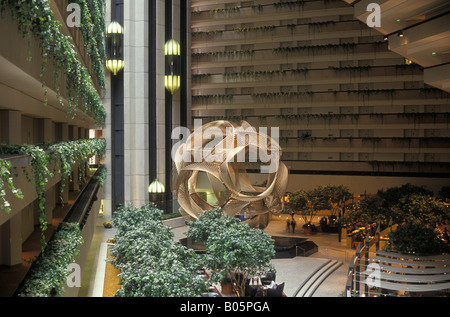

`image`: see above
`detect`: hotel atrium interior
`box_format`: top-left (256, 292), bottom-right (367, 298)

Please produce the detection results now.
top-left (0, 0), bottom-right (449, 303)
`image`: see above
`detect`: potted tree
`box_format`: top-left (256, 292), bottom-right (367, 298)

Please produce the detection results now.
top-left (287, 190), bottom-right (318, 234)
top-left (189, 208), bottom-right (276, 297)
top-left (386, 193), bottom-right (450, 255)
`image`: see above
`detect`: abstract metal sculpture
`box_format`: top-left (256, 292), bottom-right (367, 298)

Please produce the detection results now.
top-left (172, 120), bottom-right (289, 227)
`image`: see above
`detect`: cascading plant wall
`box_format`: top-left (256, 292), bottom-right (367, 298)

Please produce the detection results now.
top-left (0, 138), bottom-right (107, 247)
top-left (0, 0), bottom-right (107, 126)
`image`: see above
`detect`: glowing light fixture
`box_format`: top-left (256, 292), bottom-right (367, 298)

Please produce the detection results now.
top-left (106, 21), bottom-right (124, 75)
top-left (164, 39), bottom-right (181, 94)
top-left (148, 178), bottom-right (165, 193)
top-left (398, 31), bottom-right (404, 38)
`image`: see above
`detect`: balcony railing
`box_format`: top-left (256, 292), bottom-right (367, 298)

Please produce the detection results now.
top-left (345, 224), bottom-right (450, 297)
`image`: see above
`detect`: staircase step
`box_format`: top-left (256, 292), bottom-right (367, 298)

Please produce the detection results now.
top-left (293, 259), bottom-right (343, 297)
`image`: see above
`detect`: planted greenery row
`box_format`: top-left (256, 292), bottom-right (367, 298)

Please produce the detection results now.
top-left (93, 164), bottom-right (107, 187)
top-left (110, 204), bottom-right (207, 297)
top-left (192, 0), bottom-right (337, 16)
top-left (341, 184), bottom-right (450, 255)
top-left (16, 222), bottom-right (83, 297)
top-left (72, 0), bottom-right (106, 90)
top-left (0, 158), bottom-right (23, 213)
top-left (0, 138), bottom-right (106, 246)
top-left (0, 0), bottom-right (106, 126)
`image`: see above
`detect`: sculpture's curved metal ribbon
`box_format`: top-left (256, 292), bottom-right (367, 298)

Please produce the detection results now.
top-left (172, 120), bottom-right (288, 225)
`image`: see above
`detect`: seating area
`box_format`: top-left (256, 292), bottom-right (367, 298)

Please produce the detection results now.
top-left (198, 269), bottom-right (286, 298)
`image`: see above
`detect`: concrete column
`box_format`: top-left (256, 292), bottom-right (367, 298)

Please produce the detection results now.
top-left (37, 118), bottom-right (54, 143)
top-left (0, 212), bottom-right (22, 266)
top-left (55, 122), bottom-right (69, 141)
top-left (69, 125), bottom-right (78, 140)
top-left (55, 123), bottom-right (69, 203)
top-left (68, 125), bottom-right (80, 190)
top-left (0, 110), bottom-right (21, 145)
top-left (44, 186), bottom-right (56, 225)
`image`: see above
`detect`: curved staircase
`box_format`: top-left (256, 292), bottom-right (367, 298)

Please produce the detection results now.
top-left (292, 259), bottom-right (343, 297)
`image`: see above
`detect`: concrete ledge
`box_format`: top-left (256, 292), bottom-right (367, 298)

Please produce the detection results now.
top-left (164, 216), bottom-right (186, 229)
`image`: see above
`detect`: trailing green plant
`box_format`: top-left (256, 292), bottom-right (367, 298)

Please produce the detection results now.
top-left (251, 91), bottom-right (314, 100)
top-left (18, 145), bottom-right (53, 246)
top-left (0, 138), bottom-right (106, 247)
top-left (0, 0), bottom-right (106, 126)
top-left (16, 222), bottom-right (83, 297)
top-left (71, 0), bottom-right (106, 90)
top-left (0, 158), bottom-right (24, 213)
top-left (45, 138), bottom-right (107, 203)
top-left (273, 0), bottom-right (305, 8)
top-left (192, 94), bottom-right (234, 103)
top-left (191, 30), bottom-right (223, 37)
top-left (192, 49), bottom-right (255, 58)
top-left (233, 25), bottom-right (276, 33)
top-left (273, 43), bottom-right (356, 55)
top-left (209, 6), bottom-right (240, 15)
top-left (93, 164), bottom-right (107, 187)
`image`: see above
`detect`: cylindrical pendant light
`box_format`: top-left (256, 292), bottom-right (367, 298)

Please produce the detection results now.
top-left (164, 39), bottom-right (181, 94)
top-left (106, 21), bottom-right (124, 75)
top-left (148, 178), bottom-right (165, 194)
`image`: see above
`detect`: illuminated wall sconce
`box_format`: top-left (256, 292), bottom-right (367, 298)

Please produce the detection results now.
top-left (148, 178), bottom-right (165, 194)
top-left (164, 39), bottom-right (181, 94)
top-left (148, 178), bottom-right (165, 209)
top-left (106, 21), bottom-right (124, 75)
top-left (398, 31), bottom-right (404, 38)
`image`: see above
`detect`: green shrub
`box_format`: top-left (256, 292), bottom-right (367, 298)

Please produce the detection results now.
top-left (110, 204), bottom-right (207, 297)
top-left (16, 222), bottom-right (83, 297)
top-left (386, 223), bottom-right (449, 255)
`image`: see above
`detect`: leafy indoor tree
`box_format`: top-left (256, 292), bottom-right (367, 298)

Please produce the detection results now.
top-left (187, 208), bottom-right (276, 297)
top-left (386, 223), bottom-right (449, 255)
top-left (341, 183), bottom-right (437, 228)
top-left (186, 207), bottom-right (240, 243)
top-left (111, 204), bottom-right (207, 297)
top-left (391, 193), bottom-right (449, 227)
top-left (204, 219), bottom-right (275, 297)
top-left (286, 190), bottom-right (316, 226)
top-left (309, 185), bottom-right (350, 216)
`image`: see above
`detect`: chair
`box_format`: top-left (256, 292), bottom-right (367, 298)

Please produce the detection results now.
top-left (266, 282), bottom-right (285, 297)
top-left (245, 285), bottom-right (258, 297)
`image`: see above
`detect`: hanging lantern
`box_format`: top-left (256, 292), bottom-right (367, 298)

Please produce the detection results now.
top-left (106, 21), bottom-right (124, 75)
top-left (148, 178), bottom-right (165, 194)
top-left (164, 39), bottom-right (181, 94)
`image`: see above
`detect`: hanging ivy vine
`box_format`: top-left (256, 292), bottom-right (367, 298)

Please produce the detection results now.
top-left (0, 0), bottom-right (106, 127)
top-left (0, 158), bottom-right (24, 213)
top-left (72, 0), bottom-right (106, 90)
top-left (0, 138), bottom-right (106, 248)
top-left (16, 222), bottom-right (83, 297)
